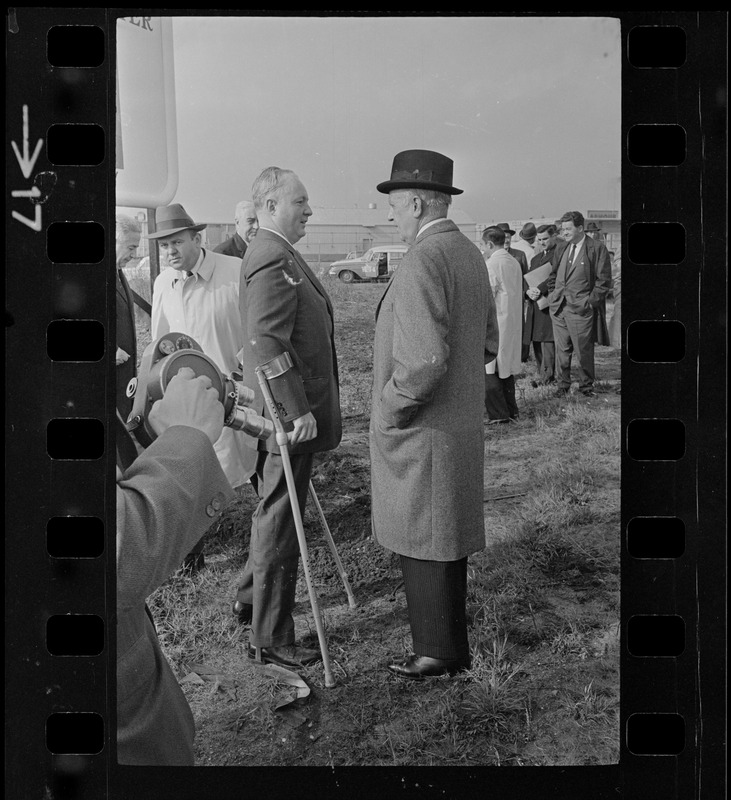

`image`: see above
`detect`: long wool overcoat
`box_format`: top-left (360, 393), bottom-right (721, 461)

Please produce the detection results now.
top-left (370, 219), bottom-right (500, 561)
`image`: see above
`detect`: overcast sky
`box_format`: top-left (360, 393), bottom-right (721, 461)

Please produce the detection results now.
top-left (141, 14), bottom-right (621, 225)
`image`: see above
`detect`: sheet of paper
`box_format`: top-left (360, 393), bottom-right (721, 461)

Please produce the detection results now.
top-left (523, 262), bottom-right (553, 288)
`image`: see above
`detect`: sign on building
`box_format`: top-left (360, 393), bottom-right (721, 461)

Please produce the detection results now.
top-left (116, 16), bottom-right (178, 209)
top-left (586, 210), bottom-right (619, 219)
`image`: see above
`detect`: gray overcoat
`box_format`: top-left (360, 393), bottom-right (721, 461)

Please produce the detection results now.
top-left (370, 219), bottom-right (500, 561)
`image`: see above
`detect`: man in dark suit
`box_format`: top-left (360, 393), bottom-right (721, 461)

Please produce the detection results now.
top-left (214, 199), bottom-right (259, 259)
top-left (115, 214), bottom-right (141, 419)
top-left (523, 224), bottom-right (562, 384)
top-left (232, 167), bottom-right (342, 668)
top-left (548, 211), bottom-right (613, 397)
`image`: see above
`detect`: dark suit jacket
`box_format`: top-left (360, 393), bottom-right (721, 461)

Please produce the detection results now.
top-left (116, 424), bottom-right (234, 765)
top-left (522, 246), bottom-right (558, 344)
top-left (239, 229), bottom-right (341, 455)
top-left (116, 269), bottom-right (137, 419)
top-left (549, 235), bottom-right (612, 345)
top-left (507, 247), bottom-right (529, 276)
top-left (214, 232), bottom-right (247, 260)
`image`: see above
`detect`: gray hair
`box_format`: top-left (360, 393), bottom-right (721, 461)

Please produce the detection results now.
top-left (234, 199), bottom-right (256, 220)
top-left (251, 167), bottom-right (297, 211)
top-left (116, 214), bottom-right (141, 240)
top-left (392, 188), bottom-right (452, 214)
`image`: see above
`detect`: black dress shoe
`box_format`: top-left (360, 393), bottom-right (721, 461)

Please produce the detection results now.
top-left (580, 388), bottom-right (596, 397)
top-left (247, 644), bottom-right (321, 667)
top-left (387, 654), bottom-right (470, 680)
top-left (554, 387), bottom-right (570, 397)
top-left (232, 600), bottom-right (253, 625)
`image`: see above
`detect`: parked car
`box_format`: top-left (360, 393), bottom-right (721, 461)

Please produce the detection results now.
top-left (328, 245), bottom-right (408, 283)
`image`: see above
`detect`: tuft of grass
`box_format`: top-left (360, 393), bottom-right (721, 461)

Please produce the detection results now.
top-left (459, 635), bottom-right (526, 736)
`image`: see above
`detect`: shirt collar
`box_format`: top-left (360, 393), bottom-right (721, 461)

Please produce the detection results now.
top-left (416, 217), bottom-right (446, 240)
top-left (571, 234), bottom-right (586, 249)
top-left (173, 248), bottom-right (206, 283)
top-left (259, 226), bottom-right (294, 246)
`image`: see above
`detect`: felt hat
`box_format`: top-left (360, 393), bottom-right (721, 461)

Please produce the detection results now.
top-left (146, 204), bottom-right (207, 239)
top-left (377, 149), bottom-right (463, 195)
top-left (496, 222), bottom-right (516, 236)
top-left (519, 222), bottom-right (537, 240)
top-left (585, 221), bottom-right (601, 232)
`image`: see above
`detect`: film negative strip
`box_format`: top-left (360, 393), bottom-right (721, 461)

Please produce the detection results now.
top-left (5, 9), bottom-right (726, 799)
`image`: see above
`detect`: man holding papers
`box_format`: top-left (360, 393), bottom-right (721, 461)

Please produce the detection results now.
top-left (523, 224), bottom-right (565, 385)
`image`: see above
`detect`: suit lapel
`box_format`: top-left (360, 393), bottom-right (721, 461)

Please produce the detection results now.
top-left (290, 246), bottom-right (334, 318)
top-left (375, 278), bottom-right (394, 321)
top-left (557, 243), bottom-right (571, 283)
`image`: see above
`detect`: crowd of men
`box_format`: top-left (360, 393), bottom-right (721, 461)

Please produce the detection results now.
top-left (115, 149), bottom-right (616, 765)
top-left (480, 214), bottom-right (616, 423)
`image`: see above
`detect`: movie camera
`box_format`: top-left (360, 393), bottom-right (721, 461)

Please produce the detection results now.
top-left (125, 332), bottom-right (273, 448)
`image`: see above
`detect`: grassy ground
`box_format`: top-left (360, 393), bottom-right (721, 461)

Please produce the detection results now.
top-left (145, 276), bottom-right (620, 767)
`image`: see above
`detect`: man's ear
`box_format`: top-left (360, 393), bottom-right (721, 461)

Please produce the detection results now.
top-left (265, 197), bottom-right (277, 215)
top-left (411, 194), bottom-right (423, 218)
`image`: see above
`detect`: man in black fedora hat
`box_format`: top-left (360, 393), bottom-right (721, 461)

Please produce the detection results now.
top-left (585, 221), bottom-right (602, 240)
top-left (148, 203), bottom-right (258, 570)
top-left (493, 223), bottom-right (530, 361)
top-left (512, 221), bottom-right (537, 262)
top-left (371, 149), bottom-right (499, 680)
top-left (495, 222), bottom-right (529, 277)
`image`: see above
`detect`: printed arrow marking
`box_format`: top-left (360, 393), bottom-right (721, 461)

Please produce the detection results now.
top-left (11, 105), bottom-right (44, 180)
top-left (11, 186), bottom-right (41, 199)
top-left (12, 206), bottom-right (42, 232)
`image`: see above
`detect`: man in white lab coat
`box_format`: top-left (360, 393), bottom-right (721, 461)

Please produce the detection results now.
top-left (481, 225), bottom-right (524, 423)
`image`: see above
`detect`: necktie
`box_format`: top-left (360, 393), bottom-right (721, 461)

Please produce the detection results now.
top-left (567, 244), bottom-right (576, 268)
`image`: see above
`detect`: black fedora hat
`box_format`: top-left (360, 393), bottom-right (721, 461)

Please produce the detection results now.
top-left (496, 222), bottom-right (516, 236)
top-left (519, 222), bottom-right (537, 240)
top-left (147, 203), bottom-right (207, 239)
top-left (585, 221), bottom-right (601, 232)
top-left (377, 149), bottom-right (463, 195)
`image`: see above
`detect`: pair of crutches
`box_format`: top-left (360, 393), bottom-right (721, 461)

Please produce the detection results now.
top-left (254, 366), bottom-right (356, 688)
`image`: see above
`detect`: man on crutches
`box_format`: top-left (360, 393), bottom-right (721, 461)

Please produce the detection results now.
top-left (231, 166), bottom-right (342, 670)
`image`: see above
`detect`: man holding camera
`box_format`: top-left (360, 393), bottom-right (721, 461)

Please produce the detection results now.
top-left (116, 368), bottom-right (233, 765)
top-left (232, 166), bottom-right (342, 668)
